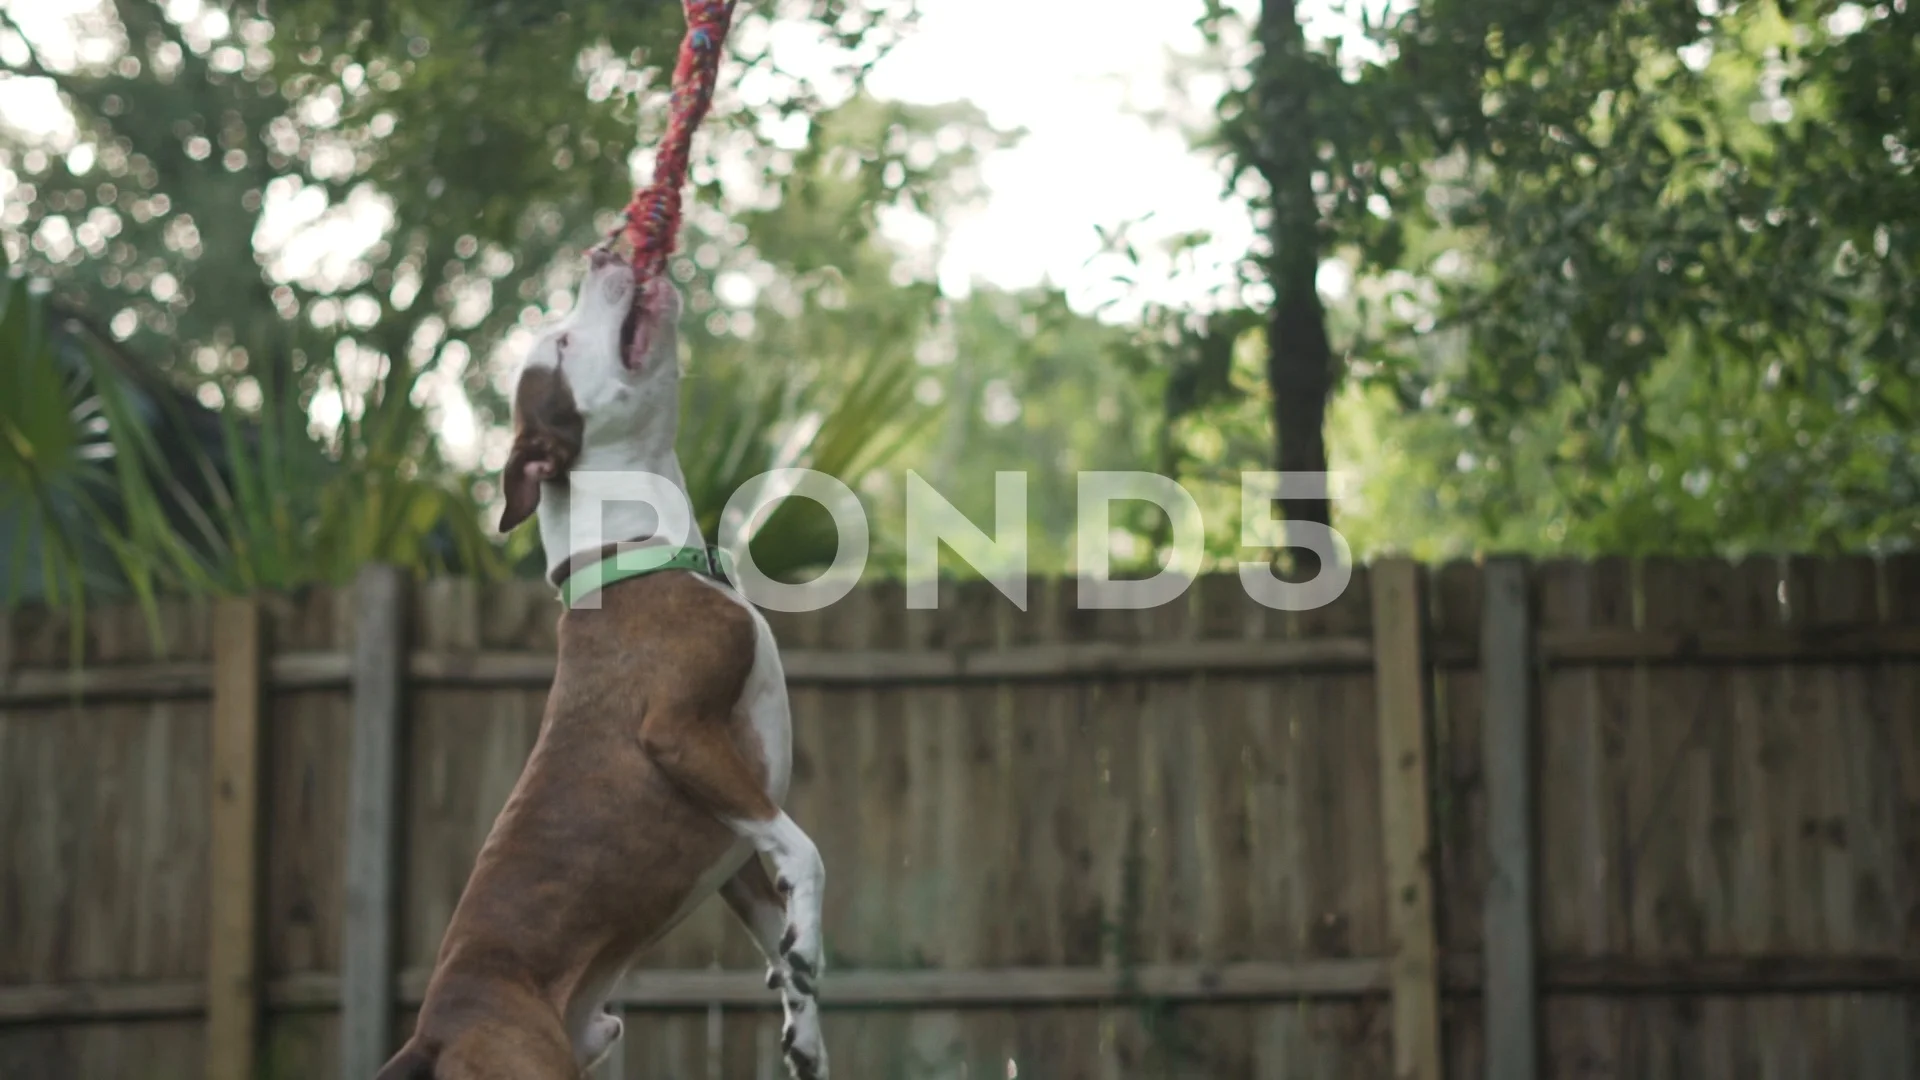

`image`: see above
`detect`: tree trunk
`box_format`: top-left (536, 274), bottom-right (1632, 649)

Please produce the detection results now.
top-left (1257, 0), bottom-right (1335, 541)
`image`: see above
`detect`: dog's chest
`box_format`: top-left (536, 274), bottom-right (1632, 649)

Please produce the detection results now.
top-left (699, 576), bottom-right (795, 804)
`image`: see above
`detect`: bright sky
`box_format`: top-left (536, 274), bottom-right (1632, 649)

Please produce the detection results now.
top-left (866, 0), bottom-right (1369, 316)
top-left (867, 0), bottom-right (1258, 315)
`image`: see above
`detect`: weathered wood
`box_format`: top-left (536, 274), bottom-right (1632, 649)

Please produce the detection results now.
top-left (1537, 955), bottom-right (1920, 994)
top-left (1287, 565), bottom-right (1389, 1044)
top-left (1, 639), bottom-right (1382, 702)
top-left (956, 580), bottom-right (1008, 971)
top-left (205, 597), bottom-right (265, 1080)
top-left (1479, 559), bottom-right (1537, 1080)
top-left (0, 661), bottom-right (223, 703)
top-left (1372, 558), bottom-right (1443, 1080)
top-left (1537, 624), bottom-right (1920, 665)
top-left (0, 960), bottom-right (1391, 1022)
top-left (1433, 567), bottom-right (1492, 1080)
top-left (8, 623), bottom-right (1920, 704)
top-left (7, 563), bottom-right (1920, 1080)
top-left (15, 954), bottom-right (1920, 1025)
top-left (619, 959), bottom-right (1394, 1007)
top-left (0, 981), bottom-right (209, 1023)
top-left (1783, 551), bottom-right (1904, 1080)
top-left (402, 579), bottom-right (544, 984)
top-left (0, 651), bottom-right (352, 702)
top-left (339, 566), bottom-right (408, 1080)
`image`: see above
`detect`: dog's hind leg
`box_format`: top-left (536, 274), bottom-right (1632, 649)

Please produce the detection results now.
top-left (722, 858), bottom-right (826, 1079)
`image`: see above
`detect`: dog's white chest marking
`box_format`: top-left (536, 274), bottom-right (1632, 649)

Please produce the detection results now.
top-left (704, 576), bottom-right (795, 803)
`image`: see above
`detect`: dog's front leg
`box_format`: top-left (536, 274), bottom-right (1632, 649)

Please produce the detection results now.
top-left (722, 859), bottom-right (825, 1079)
top-left (638, 712), bottom-right (828, 1079)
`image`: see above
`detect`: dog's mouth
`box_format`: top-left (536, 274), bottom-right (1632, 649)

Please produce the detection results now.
top-left (619, 297), bottom-right (644, 370)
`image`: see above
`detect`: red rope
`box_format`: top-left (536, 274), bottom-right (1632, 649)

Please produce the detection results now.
top-left (617, 0), bottom-right (737, 283)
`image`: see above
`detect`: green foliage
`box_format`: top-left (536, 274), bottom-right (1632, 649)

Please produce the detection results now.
top-left (26, 0), bottom-right (1908, 582)
top-left (0, 255), bottom-right (183, 611)
top-left (0, 249), bottom-right (513, 605)
top-left (681, 326), bottom-right (923, 580)
top-left (1172, 0), bottom-right (1919, 557)
top-left (182, 355), bottom-right (517, 591)
top-left (0, 0), bottom-right (976, 598)
top-left (1, 0), bottom-right (699, 598)
top-left (1363, 0), bottom-right (1919, 553)
top-left (669, 94), bottom-right (1010, 576)
top-left (879, 285), bottom-right (1160, 575)
top-left (6, 0), bottom-right (683, 366)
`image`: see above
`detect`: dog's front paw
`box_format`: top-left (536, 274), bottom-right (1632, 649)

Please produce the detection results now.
top-left (777, 922), bottom-right (824, 996)
top-left (780, 1007), bottom-right (827, 1080)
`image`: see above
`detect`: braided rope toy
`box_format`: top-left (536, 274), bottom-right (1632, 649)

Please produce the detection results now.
top-left (605, 0), bottom-right (737, 284)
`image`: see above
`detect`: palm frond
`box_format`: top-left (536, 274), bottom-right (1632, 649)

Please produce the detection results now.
top-left (683, 340), bottom-right (924, 580)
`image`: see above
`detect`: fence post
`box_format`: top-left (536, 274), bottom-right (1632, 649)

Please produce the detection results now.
top-left (1371, 558), bottom-right (1443, 1080)
top-left (207, 596), bottom-right (265, 1080)
top-left (341, 566), bottom-right (408, 1080)
top-left (1481, 559), bottom-right (1538, 1080)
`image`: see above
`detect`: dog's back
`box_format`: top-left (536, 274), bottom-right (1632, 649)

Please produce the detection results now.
top-left (388, 572), bottom-right (764, 1078)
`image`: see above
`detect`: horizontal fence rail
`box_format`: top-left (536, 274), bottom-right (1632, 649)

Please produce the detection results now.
top-left (7, 625), bottom-right (1920, 704)
top-left (9, 955), bottom-right (1919, 1024)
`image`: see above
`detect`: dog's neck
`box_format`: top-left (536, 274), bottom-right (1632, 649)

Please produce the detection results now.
top-left (536, 418), bottom-right (704, 585)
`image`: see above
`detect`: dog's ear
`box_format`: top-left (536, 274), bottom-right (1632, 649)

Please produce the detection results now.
top-left (497, 365), bottom-right (582, 533)
top-left (498, 440), bottom-right (558, 534)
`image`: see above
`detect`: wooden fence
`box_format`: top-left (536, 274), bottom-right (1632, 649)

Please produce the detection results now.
top-left (1, 556), bottom-right (1917, 1079)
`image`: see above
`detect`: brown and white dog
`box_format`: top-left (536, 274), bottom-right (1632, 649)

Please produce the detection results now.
top-left (374, 251), bottom-right (827, 1080)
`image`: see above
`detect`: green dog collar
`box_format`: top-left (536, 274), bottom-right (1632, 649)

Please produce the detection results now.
top-left (559, 544), bottom-right (736, 609)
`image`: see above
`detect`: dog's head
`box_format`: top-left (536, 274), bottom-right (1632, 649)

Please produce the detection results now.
top-left (497, 250), bottom-right (684, 532)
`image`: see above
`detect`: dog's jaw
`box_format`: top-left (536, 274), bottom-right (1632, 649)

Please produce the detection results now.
top-left (619, 301), bottom-right (643, 369)
top-left (623, 275), bottom-right (681, 373)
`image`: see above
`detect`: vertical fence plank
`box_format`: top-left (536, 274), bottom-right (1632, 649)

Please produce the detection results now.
top-left (1372, 557), bottom-right (1443, 1080)
top-left (1481, 559), bottom-right (1537, 1080)
top-left (341, 566), bottom-right (408, 1080)
top-left (206, 597), bottom-right (264, 1080)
